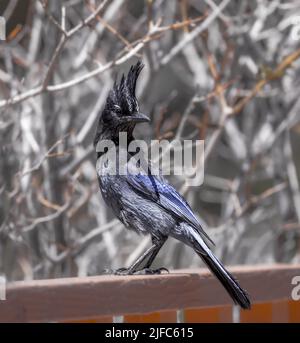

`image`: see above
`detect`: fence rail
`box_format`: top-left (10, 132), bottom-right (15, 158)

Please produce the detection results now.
top-left (1, 264), bottom-right (300, 323)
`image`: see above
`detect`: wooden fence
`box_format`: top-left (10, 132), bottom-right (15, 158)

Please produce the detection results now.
top-left (0, 264), bottom-right (300, 323)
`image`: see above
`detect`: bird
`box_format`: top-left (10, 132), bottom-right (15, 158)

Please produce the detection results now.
top-left (94, 61), bottom-right (251, 310)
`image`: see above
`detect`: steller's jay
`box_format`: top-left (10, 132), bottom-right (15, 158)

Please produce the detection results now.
top-left (94, 61), bottom-right (251, 309)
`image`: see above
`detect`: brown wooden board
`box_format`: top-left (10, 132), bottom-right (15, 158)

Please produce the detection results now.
top-left (0, 264), bottom-right (299, 322)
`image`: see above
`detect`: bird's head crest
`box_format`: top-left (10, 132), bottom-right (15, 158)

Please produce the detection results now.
top-left (104, 61), bottom-right (144, 118)
top-left (94, 61), bottom-right (148, 146)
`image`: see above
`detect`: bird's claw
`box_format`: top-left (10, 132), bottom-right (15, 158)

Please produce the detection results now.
top-left (102, 267), bottom-right (169, 275)
top-left (102, 267), bottom-right (130, 275)
top-left (133, 267), bottom-right (169, 275)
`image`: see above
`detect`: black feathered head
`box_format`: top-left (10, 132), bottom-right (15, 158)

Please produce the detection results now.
top-left (94, 61), bottom-right (149, 145)
top-left (105, 61), bottom-right (146, 118)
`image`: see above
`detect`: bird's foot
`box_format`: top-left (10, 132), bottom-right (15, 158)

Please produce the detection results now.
top-left (131, 267), bottom-right (169, 275)
top-left (102, 267), bottom-right (169, 275)
top-left (102, 267), bottom-right (131, 275)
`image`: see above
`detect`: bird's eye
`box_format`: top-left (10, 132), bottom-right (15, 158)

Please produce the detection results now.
top-left (114, 105), bottom-right (121, 112)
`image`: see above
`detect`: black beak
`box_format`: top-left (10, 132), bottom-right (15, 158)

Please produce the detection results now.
top-left (122, 112), bottom-right (150, 123)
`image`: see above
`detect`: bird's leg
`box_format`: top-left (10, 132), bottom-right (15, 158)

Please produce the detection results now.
top-left (103, 236), bottom-right (168, 275)
top-left (128, 235), bottom-right (168, 275)
top-left (103, 244), bottom-right (157, 275)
